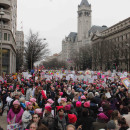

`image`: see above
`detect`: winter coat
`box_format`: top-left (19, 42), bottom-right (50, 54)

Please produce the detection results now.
top-left (7, 107), bottom-right (24, 124)
top-left (42, 113), bottom-right (54, 130)
top-left (54, 114), bottom-right (68, 130)
top-left (22, 110), bottom-right (32, 128)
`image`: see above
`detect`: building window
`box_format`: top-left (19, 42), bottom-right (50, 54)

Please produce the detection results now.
top-left (4, 33), bottom-right (7, 41)
top-left (8, 34), bottom-right (10, 41)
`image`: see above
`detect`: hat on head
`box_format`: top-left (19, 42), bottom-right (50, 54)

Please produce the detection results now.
top-left (30, 98), bottom-right (36, 103)
top-left (45, 103), bottom-right (51, 107)
top-left (84, 101), bottom-right (90, 108)
top-left (59, 92), bottom-right (63, 96)
top-left (26, 102), bottom-right (32, 107)
top-left (76, 101), bottom-right (81, 107)
top-left (13, 100), bottom-right (20, 105)
top-left (97, 113), bottom-right (108, 120)
top-left (65, 105), bottom-right (71, 111)
top-left (45, 106), bottom-right (52, 112)
top-left (84, 91), bottom-right (87, 95)
top-left (61, 98), bottom-right (67, 102)
top-left (107, 120), bottom-right (116, 129)
top-left (81, 95), bottom-right (86, 100)
top-left (68, 114), bottom-right (77, 124)
top-left (56, 106), bottom-right (64, 111)
top-left (35, 108), bottom-right (42, 114)
top-left (47, 99), bottom-right (54, 104)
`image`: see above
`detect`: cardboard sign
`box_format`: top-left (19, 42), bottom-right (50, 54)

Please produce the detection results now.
top-left (7, 123), bottom-right (22, 130)
top-left (121, 78), bottom-right (130, 89)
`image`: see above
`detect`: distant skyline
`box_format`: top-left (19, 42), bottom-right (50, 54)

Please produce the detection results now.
top-left (17, 0), bottom-right (130, 56)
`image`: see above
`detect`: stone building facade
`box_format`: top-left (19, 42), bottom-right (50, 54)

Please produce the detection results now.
top-left (61, 0), bottom-right (107, 69)
top-left (0, 0), bottom-right (17, 74)
top-left (91, 17), bottom-right (130, 72)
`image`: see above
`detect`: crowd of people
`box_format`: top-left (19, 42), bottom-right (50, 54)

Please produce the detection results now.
top-left (0, 70), bottom-right (130, 130)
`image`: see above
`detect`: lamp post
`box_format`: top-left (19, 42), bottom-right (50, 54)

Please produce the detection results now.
top-left (0, 8), bottom-right (5, 76)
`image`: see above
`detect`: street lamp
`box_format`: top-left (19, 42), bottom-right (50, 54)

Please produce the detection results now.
top-left (0, 8), bottom-right (5, 76)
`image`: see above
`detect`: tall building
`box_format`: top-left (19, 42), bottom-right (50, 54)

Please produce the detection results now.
top-left (16, 31), bottom-right (24, 70)
top-left (0, 0), bottom-right (17, 74)
top-left (91, 17), bottom-right (130, 71)
top-left (16, 31), bottom-right (24, 52)
top-left (61, 0), bottom-right (107, 69)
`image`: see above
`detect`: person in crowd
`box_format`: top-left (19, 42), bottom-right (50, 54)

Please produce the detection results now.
top-left (76, 108), bottom-right (95, 130)
top-left (26, 113), bottom-right (43, 129)
top-left (30, 98), bottom-right (39, 110)
top-left (66, 124), bottom-right (76, 130)
top-left (7, 100), bottom-right (24, 124)
top-left (42, 105), bottom-right (54, 130)
top-left (29, 122), bottom-right (38, 130)
top-left (123, 105), bottom-right (130, 127)
top-left (118, 117), bottom-right (129, 130)
top-left (54, 106), bottom-right (68, 130)
top-left (92, 113), bottom-right (108, 130)
top-left (22, 102), bottom-right (33, 128)
top-left (110, 110), bottom-right (120, 129)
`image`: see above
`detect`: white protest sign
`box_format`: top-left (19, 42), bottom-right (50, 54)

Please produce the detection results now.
top-left (7, 123), bottom-right (22, 130)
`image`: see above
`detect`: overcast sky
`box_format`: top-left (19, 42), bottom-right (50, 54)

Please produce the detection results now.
top-left (17, 0), bottom-right (130, 56)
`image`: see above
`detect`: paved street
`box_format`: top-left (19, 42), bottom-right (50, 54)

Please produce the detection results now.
top-left (0, 112), bottom-right (7, 130)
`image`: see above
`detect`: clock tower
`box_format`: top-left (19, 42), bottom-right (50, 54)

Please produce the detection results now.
top-left (78, 0), bottom-right (92, 41)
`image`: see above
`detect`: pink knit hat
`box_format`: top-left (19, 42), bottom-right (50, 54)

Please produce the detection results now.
top-left (45, 106), bottom-right (52, 112)
top-left (65, 105), bottom-right (71, 111)
top-left (13, 100), bottom-right (20, 105)
top-left (59, 92), bottom-right (63, 96)
top-left (81, 95), bottom-right (86, 100)
top-left (30, 98), bottom-right (36, 103)
top-left (45, 103), bottom-right (51, 107)
top-left (76, 101), bottom-right (82, 107)
top-left (84, 101), bottom-right (90, 108)
top-left (61, 98), bottom-right (67, 102)
top-left (47, 99), bottom-right (54, 104)
top-left (97, 113), bottom-right (108, 120)
top-left (35, 108), bottom-right (42, 114)
top-left (26, 102), bottom-right (32, 107)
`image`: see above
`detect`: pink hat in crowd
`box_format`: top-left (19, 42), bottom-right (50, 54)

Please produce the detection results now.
top-left (45, 103), bottom-right (51, 107)
top-left (59, 92), bottom-right (63, 96)
top-left (26, 102), bottom-right (32, 107)
top-left (61, 98), bottom-right (67, 102)
top-left (84, 101), bottom-right (90, 108)
top-left (30, 98), bottom-right (36, 103)
top-left (81, 95), bottom-right (86, 100)
top-left (84, 91), bottom-right (87, 95)
top-left (13, 100), bottom-right (20, 105)
top-left (76, 101), bottom-right (82, 107)
top-left (97, 113), bottom-right (108, 120)
top-left (65, 105), bottom-right (71, 111)
top-left (9, 86), bottom-right (13, 89)
top-left (35, 108), bottom-right (42, 114)
top-left (47, 99), bottom-right (54, 104)
top-left (45, 106), bottom-right (52, 112)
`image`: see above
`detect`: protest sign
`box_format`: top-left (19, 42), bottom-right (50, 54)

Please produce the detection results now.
top-left (7, 123), bottom-right (22, 130)
top-left (121, 78), bottom-right (130, 89)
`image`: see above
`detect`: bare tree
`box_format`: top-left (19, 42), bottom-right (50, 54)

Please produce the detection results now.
top-left (25, 30), bottom-right (49, 70)
top-left (43, 58), bottom-right (67, 69)
top-left (72, 44), bottom-right (92, 70)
